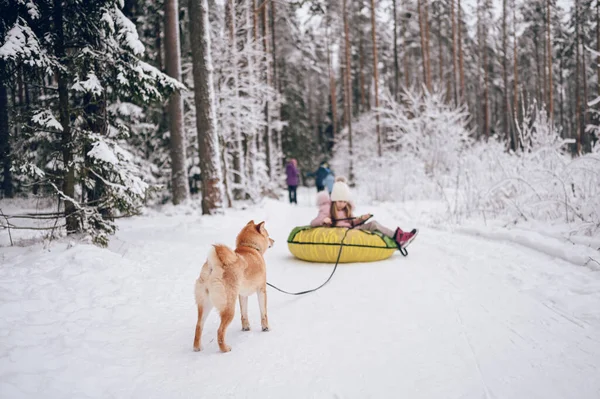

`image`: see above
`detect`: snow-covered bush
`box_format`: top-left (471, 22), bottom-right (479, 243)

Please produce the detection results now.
top-left (331, 89), bottom-right (600, 235)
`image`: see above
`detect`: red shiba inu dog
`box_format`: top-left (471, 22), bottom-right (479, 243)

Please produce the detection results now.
top-left (193, 220), bottom-right (274, 352)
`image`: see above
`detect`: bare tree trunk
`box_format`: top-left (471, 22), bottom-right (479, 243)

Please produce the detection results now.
top-left (165, 0), bottom-right (190, 205)
top-left (418, 0), bottom-right (428, 89)
top-left (535, 36), bottom-right (542, 105)
top-left (451, 0), bottom-right (458, 105)
top-left (559, 46), bottom-right (565, 136)
top-left (270, 0), bottom-right (278, 92)
top-left (252, 0), bottom-right (258, 42)
top-left (54, 0), bottom-right (79, 233)
top-left (502, 0), bottom-right (512, 149)
top-left (392, 0), bottom-right (399, 99)
top-left (402, 0), bottom-right (410, 89)
top-left (542, 17), bottom-right (547, 108)
top-left (270, 0), bottom-right (282, 165)
top-left (359, 33), bottom-right (366, 112)
top-left (189, 0), bottom-right (224, 213)
top-left (575, 0), bottom-right (582, 154)
top-left (0, 79), bottom-right (13, 198)
top-left (370, 0), bottom-right (381, 156)
top-left (436, 2), bottom-right (443, 88)
top-left (156, 12), bottom-right (163, 72)
top-left (458, 0), bottom-right (465, 101)
top-left (597, 0), bottom-right (600, 99)
top-left (424, 0), bottom-right (432, 90)
top-left (261, 4), bottom-right (273, 178)
top-left (582, 14), bottom-right (590, 153)
top-left (513, 0), bottom-right (519, 137)
top-left (227, 0), bottom-right (246, 199)
top-left (476, 0), bottom-right (483, 139)
top-left (546, 0), bottom-right (553, 122)
top-left (326, 13), bottom-right (337, 141)
top-left (342, 0), bottom-right (354, 181)
top-left (481, 0), bottom-right (490, 140)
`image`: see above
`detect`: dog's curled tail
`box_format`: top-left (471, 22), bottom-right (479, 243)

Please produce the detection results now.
top-left (209, 244), bottom-right (238, 268)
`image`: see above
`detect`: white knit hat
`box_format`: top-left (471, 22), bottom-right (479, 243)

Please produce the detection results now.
top-left (330, 176), bottom-right (351, 202)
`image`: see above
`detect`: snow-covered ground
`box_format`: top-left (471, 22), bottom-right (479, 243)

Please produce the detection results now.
top-left (1, 188), bottom-right (600, 398)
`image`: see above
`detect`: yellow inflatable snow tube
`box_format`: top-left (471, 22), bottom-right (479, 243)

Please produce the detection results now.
top-left (287, 226), bottom-right (398, 263)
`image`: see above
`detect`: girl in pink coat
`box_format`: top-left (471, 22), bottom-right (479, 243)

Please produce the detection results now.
top-left (310, 177), bottom-right (418, 249)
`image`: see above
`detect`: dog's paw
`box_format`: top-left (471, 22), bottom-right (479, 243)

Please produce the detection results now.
top-left (193, 345), bottom-right (203, 352)
top-left (220, 345), bottom-right (232, 353)
top-left (262, 326), bottom-right (270, 332)
top-left (242, 326), bottom-right (250, 332)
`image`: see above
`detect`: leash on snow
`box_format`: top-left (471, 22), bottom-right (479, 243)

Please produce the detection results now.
top-left (267, 215), bottom-right (377, 296)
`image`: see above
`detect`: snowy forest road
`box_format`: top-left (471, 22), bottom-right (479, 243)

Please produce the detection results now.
top-left (1, 192), bottom-right (599, 398)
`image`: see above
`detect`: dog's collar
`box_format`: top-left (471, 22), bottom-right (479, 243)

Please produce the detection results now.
top-left (239, 242), bottom-right (262, 252)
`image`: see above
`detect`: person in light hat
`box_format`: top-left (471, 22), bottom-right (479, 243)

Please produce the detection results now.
top-left (310, 176), bottom-right (418, 250)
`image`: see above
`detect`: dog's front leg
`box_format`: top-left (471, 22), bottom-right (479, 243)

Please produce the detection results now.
top-left (257, 285), bottom-right (269, 331)
top-left (239, 295), bottom-right (250, 331)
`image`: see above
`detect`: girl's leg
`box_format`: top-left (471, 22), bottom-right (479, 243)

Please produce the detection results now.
top-left (288, 186), bottom-right (293, 203)
top-left (291, 186), bottom-right (297, 203)
top-left (356, 221), bottom-right (395, 238)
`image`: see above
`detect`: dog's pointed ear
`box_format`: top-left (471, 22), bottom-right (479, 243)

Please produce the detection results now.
top-left (256, 221), bottom-right (265, 232)
top-left (247, 220), bottom-right (255, 226)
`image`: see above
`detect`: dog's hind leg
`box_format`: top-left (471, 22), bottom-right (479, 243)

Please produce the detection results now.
top-left (239, 295), bottom-right (250, 331)
top-left (193, 279), bottom-right (213, 352)
top-left (193, 302), bottom-right (212, 351)
top-left (217, 305), bottom-right (235, 352)
top-left (257, 285), bottom-right (270, 332)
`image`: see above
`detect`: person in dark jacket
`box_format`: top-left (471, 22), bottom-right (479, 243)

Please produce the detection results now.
top-left (285, 158), bottom-right (300, 204)
top-left (307, 161), bottom-right (331, 192)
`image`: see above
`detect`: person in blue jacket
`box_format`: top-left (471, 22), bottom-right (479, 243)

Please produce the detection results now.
top-left (307, 161), bottom-right (331, 192)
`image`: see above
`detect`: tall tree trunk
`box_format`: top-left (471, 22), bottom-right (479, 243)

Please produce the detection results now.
top-left (424, 0), bottom-right (432, 90)
top-left (559, 45), bottom-right (565, 137)
top-left (392, 0), bottom-right (399, 99)
top-left (165, 0), bottom-right (190, 205)
top-left (53, 0), bottom-right (79, 233)
top-left (270, 0), bottom-right (282, 165)
top-left (402, 0), bottom-right (410, 89)
top-left (481, 0), bottom-right (490, 139)
top-left (0, 79), bottom-right (12, 198)
top-left (575, 0), bottom-right (581, 154)
top-left (502, 0), bottom-right (512, 149)
top-left (359, 32), bottom-right (366, 111)
top-left (270, 0), bottom-right (278, 93)
top-left (252, 0), bottom-right (258, 42)
top-left (513, 0), bottom-right (519, 143)
top-left (436, 2), bottom-right (443, 88)
top-left (342, 0), bottom-right (354, 181)
top-left (597, 0), bottom-right (600, 99)
top-left (458, 0), bottom-right (465, 101)
top-left (189, 0), bottom-right (224, 213)
top-left (261, 4), bottom-right (273, 178)
top-left (418, 0), bottom-right (428, 89)
top-left (370, 0), bottom-right (381, 156)
top-left (156, 12), bottom-right (163, 73)
top-left (227, 0), bottom-right (246, 199)
top-left (535, 36), bottom-right (542, 105)
top-left (546, 0), bottom-right (553, 122)
top-left (582, 18), bottom-right (590, 153)
top-left (451, 0), bottom-right (458, 105)
top-left (326, 13), bottom-right (337, 141)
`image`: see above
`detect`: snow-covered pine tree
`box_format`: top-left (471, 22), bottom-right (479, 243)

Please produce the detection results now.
top-left (0, 0), bottom-right (182, 245)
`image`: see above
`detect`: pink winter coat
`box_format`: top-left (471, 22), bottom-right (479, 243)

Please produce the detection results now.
top-left (310, 191), bottom-right (355, 227)
top-left (310, 191), bottom-right (331, 227)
